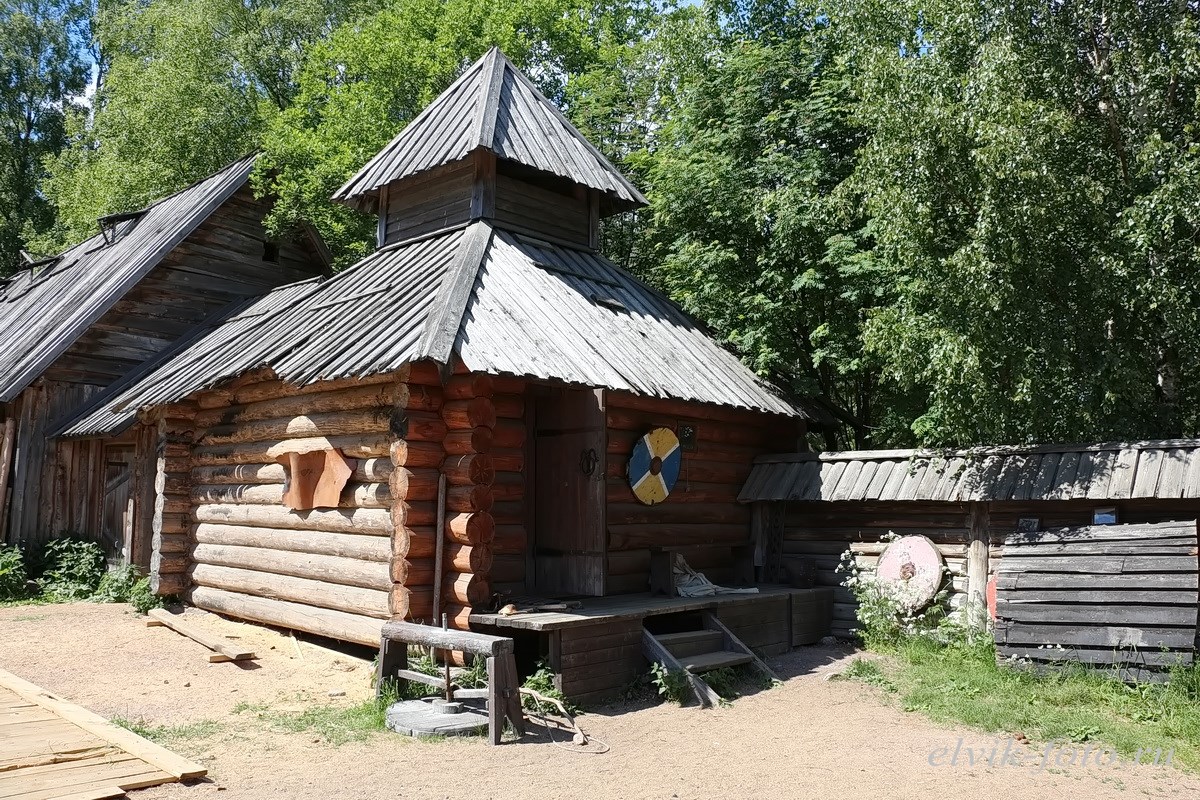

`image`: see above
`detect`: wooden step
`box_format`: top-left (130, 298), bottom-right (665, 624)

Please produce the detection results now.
top-left (680, 650), bottom-right (754, 674)
top-left (655, 630), bottom-right (724, 658)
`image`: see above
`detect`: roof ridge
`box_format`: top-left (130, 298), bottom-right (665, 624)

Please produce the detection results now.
top-left (472, 46), bottom-right (506, 150)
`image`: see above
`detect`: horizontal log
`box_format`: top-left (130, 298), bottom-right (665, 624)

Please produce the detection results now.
top-left (443, 453), bottom-right (494, 486)
top-left (446, 512), bottom-right (495, 545)
top-left (392, 558), bottom-right (431, 585)
top-left (996, 645), bottom-right (1192, 667)
top-left (490, 448), bottom-right (523, 474)
top-left (189, 586), bottom-right (383, 647)
top-left (192, 435), bottom-right (390, 466)
top-left (193, 383), bottom-right (400, 428)
top-left (156, 513), bottom-right (191, 536)
top-left (492, 473), bottom-right (523, 501)
top-left (152, 532), bottom-right (191, 554)
top-left (444, 427), bottom-right (493, 456)
top-left (994, 572), bottom-right (1199, 590)
top-left (492, 419), bottom-right (525, 450)
top-left (443, 571), bottom-right (492, 606)
top-left (389, 440), bottom-right (446, 469)
top-left (996, 588), bottom-right (1197, 604)
top-left (191, 563), bottom-right (390, 619)
top-left (402, 382), bottom-right (444, 412)
top-left (391, 411), bottom-right (447, 443)
top-left (491, 554), bottom-right (525, 583)
top-left (191, 458), bottom-right (391, 485)
top-left (151, 551), bottom-right (188, 574)
top-left (393, 588), bottom-right (471, 628)
top-left (194, 523), bottom-right (390, 562)
top-left (607, 502), bottom-right (750, 525)
top-left (406, 360), bottom-right (443, 386)
top-left (607, 523), bottom-right (750, 550)
top-left (491, 501), bottom-right (523, 525)
top-left (444, 374), bottom-right (493, 400)
top-left (192, 543), bottom-right (390, 590)
top-left (394, 526), bottom-right (437, 560)
top-left (494, 393), bottom-right (525, 419)
top-left (606, 479), bottom-right (740, 505)
top-left (996, 603), bottom-right (1197, 627)
top-left (493, 525), bottom-right (526, 555)
top-left (189, 481), bottom-right (390, 509)
top-left (1001, 539), bottom-right (1197, 556)
top-left (220, 370), bottom-right (395, 407)
top-left (446, 484), bottom-right (494, 513)
top-left (392, 500), bottom-right (438, 527)
top-left (606, 411), bottom-right (780, 447)
top-left (442, 397), bottom-right (496, 430)
top-left (390, 467), bottom-right (439, 502)
top-left (379, 623), bottom-right (508, 659)
top-left (152, 571), bottom-right (188, 596)
top-left (447, 542), bottom-right (493, 574)
top-left (998, 555), bottom-right (1198, 574)
top-left (193, 504), bottom-right (392, 534)
top-left (200, 409), bottom-right (391, 446)
top-left (606, 458), bottom-right (748, 485)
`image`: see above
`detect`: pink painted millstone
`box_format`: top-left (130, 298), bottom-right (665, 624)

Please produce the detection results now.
top-left (875, 535), bottom-right (945, 612)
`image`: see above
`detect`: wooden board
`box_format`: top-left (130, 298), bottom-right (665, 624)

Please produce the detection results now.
top-left (146, 608), bottom-right (256, 662)
top-left (0, 670), bottom-right (205, 800)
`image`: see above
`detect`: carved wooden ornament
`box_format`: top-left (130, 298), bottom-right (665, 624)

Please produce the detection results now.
top-left (275, 449), bottom-right (355, 511)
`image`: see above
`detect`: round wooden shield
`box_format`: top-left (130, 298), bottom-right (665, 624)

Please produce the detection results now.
top-left (627, 427), bottom-right (682, 505)
top-left (876, 535), bottom-right (944, 611)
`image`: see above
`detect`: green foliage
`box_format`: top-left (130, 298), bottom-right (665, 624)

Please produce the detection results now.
top-left (520, 660), bottom-right (571, 712)
top-left (242, 682), bottom-right (402, 745)
top-left (841, 657), bottom-right (895, 692)
top-left (0, 544), bottom-right (29, 600)
top-left (91, 562), bottom-right (141, 603)
top-left (0, 0), bottom-right (89, 272)
top-left (128, 577), bottom-right (164, 614)
top-left (35, 536), bottom-right (106, 601)
top-left (648, 661), bottom-right (689, 705)
top-left (862, 635), bottom-right (1200, 771)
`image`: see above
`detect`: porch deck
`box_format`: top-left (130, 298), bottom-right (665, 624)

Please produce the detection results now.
top-left (469, 585), bottom-right (802, 632)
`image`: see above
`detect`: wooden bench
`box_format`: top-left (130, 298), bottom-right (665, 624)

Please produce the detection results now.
top-left (375, 620), bottom-right (524, 745)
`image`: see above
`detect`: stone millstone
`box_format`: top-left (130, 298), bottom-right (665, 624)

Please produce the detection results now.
top-left (385, 699), bottom-right (488, 738)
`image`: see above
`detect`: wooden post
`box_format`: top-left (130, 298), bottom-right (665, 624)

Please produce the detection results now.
top-left (966, 502), bottom-right (990, 634)
top-left (433, 474), bottom-right (447, 622)
top-left (0, 417), bottom-right (15, 543)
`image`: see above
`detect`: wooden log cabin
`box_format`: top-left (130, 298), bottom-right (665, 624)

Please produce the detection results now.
top-left (0, 156), bottom-right (330, 565)
top-left (739, 443), bottom-right (1200, 661)
top-left (62, 49), bottom-right (828, 705)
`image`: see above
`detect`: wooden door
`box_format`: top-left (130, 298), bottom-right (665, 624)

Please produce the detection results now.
top-left (533, 388), bottom-right (606, 596)
top-left (101, 446), bottom-right (134, 561)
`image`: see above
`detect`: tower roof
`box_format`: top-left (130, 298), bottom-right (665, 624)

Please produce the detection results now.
top-left (333, 47), bottom-right (647, 214)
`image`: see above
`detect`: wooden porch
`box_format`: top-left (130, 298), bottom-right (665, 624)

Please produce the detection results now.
top-left (470, 586), bottom-right (832, 706)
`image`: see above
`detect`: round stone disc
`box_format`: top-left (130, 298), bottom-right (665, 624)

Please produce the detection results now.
top-left (875, 535), bottom-right (945, 612)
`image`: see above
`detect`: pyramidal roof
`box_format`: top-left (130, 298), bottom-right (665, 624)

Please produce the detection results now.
top-left (334, 47), bottom-right (647, 213)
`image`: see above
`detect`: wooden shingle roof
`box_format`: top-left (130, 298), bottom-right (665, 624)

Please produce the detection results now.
top-left (333, 48), bottom-right (646, 213)
top-left (738, 441), bottom-right (1200, 503)
top-left (60, 221), bottom-right (803, 437)
top-left (0, 156), bottom-right (257, 402)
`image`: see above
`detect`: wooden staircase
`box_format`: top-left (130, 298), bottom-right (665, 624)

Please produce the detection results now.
top-left (642, 612), bottom-right (779, 708)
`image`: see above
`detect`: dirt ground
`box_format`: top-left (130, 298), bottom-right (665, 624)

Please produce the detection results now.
top-left (2, 602), bottom-right (1197, 799)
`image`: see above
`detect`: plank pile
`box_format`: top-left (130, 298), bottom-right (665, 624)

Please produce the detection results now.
top-left (994, 520), bottom-right (1199, 681)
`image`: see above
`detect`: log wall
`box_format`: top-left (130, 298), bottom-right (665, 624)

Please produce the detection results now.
top-left (179, 370), bottom-right (402, 646)
top-left (605, 392), bottom-right (798, 595)
top-left (491, 376), bottom-right (528, 596)
top-left (150, 406), bottom-right (197, 595)
top-left (779, 497), bottom-right (1200, 639)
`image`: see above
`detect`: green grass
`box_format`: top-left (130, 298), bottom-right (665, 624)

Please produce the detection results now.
top-left (233, 685), bottom-right (405, 746)
top-left (112, 716), bottom-right (222, 744)
top-left (845, 636), bottom-right (1200, 771)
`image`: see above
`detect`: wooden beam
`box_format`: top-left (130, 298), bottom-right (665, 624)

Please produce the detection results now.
top-left (145, 608), bottom-right (256, 662)
top-left (966, 502), bottom-right (990, 632)
top-left (0, 668), bottom-right (206, 780)
top-left (379, 620), bottom-right (513, 657)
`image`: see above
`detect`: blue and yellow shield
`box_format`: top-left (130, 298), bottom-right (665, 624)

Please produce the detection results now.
top-left (627, 427), bottom-right (682, 505)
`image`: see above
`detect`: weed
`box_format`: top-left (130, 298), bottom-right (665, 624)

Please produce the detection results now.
top-left (250, 683), bottom-right (401, 745)
top-left (842, 657), bottom-right (896, 692)
top-left (112, 716), bottom-right (221, 743)
top-left (92, 563), bottom-right (142, 603)
top-left (0, 544), bottom-right (29, 600)
top-left (703, 667), bottom-right (739, 699)
top-left (521, 660), bottom-right (573, 712)
top-left (36, 536), bottom-right (105, 600)
top-left (649, 661), bottom-right (690, 705)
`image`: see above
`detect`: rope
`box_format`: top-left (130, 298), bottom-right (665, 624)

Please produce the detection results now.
top-left (518, 688), bottom-right (609, 754)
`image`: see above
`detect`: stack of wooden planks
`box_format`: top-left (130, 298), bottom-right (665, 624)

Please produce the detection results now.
top-left (994, 520), bottom-right (1199, 681)
top-left (0, 669), bottom-right (205, 800)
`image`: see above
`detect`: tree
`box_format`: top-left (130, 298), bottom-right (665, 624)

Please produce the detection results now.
top-left (840, 0), bottom-right (1200, 446)
top-left (36, 0), bottom-right (359, 251)
top-left (0, 0), bottom-right (88, 272)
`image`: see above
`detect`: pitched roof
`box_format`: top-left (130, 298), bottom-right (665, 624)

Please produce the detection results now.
top-left (59, 221), bottom-right (802, 437)
top-left (738, 441), bottom-right (1200, 503)
top-left (0, 155), bottom-right (258, 402)
top-left (333, 47), bottom-right (646, 213)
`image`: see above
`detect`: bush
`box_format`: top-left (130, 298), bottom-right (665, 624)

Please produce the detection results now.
top-left (37, 537), bottom-right (106, 601)
top-left (128, 577), bottom-right (163, 613)
top-left (0, 544), bottom-right (29, 600)
top-left (92, 563), bottom-right (142, 603)
top-left (649, 661), bottom-right (690, 705)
